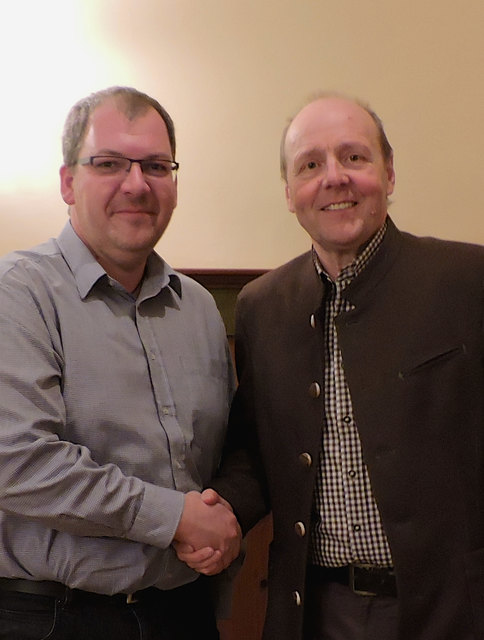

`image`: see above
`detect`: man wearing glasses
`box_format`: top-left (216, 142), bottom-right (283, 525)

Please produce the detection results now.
top-left (0, 87), bottom-right (239, 640)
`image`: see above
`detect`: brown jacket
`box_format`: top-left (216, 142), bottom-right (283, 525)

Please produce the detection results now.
top-left (215, 218), bottom-right (484, 639)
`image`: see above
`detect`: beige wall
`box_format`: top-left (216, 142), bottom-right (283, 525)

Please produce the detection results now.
top-left (1, 0), bottom-right (483, 268)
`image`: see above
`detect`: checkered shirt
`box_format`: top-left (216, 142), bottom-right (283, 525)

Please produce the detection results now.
top-left (309, 222), bottom-right (393, 568)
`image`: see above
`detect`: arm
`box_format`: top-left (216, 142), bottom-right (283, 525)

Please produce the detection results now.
top-left (0, 273), bottom-right (233, 553)
top-left (0, 293), bottom-right (176, 545)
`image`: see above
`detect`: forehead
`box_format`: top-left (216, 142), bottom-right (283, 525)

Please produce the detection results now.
top-left (81, 101), bottom-right (171, 155)
top-left (285, 98), bottom-right (381, 159)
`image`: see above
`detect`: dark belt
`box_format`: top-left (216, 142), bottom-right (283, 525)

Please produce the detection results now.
top-left (0, 578), bottom-right (149, 606)
top-left (308, 563), bottom-right (397, 597)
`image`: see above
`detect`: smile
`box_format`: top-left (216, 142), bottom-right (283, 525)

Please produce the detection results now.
top-left (114, 210), bottom-right (153, 215)
top-left (322, 201), bottom-right (357, 211)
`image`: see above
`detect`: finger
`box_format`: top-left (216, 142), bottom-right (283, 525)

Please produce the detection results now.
top-left (176, 546), bottom-right (216, 563)
top-left (201, 489), bottom-right (233, 512)
top-left (173, 543), bottom-right (195, 554)
top-left (186, 550), bottom-right (223, 572)
top-left (200, 488), bottom-right (220, 505)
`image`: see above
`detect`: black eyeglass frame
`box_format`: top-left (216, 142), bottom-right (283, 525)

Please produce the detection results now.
top-left (78, 155), bottom-right (180, 176)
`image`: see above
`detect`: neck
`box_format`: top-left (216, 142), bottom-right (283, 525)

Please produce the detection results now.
top-left (103, 261), bottom-right (146, 293)
top-left (314, 247), bottom-right (356, 280)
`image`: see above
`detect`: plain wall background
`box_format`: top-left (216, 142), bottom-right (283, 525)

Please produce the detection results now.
top-left (1, 0), bottom-right (483, 268)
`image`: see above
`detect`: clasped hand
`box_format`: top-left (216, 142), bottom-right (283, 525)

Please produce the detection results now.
top-left (173, 489), bottom-right (241, 575)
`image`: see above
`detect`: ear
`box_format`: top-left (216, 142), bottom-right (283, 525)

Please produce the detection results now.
top-left (386, 154), bottom-right (396, 197)
top-left (60, 165), bottom-right (76, 205)
top-left (285, 182), bottom-right (296, 213)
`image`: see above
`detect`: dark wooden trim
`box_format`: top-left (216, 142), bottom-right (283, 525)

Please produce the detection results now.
top-left (177, 268), bottom-right (267, 289)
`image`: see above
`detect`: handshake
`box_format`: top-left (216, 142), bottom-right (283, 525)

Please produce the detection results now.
top-left (173, 489), bottom-right (241, 576)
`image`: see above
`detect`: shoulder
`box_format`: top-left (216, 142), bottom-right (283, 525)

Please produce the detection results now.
top-left (398, 230), bottom-right (484, 277)
top-left (175, 271), bottom-right (219, 306)
top-left (172, 271), bottom-right (227, 332)
top-left (0, 239), bottom-right (61, 291)
top-left (239, 251), bottom-right (318, 303)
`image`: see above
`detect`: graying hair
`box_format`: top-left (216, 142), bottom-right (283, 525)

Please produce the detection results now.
top-left (62, 86), bottom-right (176, 166)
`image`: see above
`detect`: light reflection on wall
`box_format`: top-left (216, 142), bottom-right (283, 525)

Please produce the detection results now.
top-left (0, 0), bottom-right (131, 193)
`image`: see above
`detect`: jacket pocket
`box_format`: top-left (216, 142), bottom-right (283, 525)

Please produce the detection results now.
top-left (398, 343), bottom-right (466, 380)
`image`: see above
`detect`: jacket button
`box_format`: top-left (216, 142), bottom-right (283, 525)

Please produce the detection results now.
top-left (310, 314), bottom-right (316, 328)
top-left (308, 382), bottom-right (321, 398)
top-left (299, 452), bottom-right (312, 468)
top-left (292, 590), bottom-right (301, 606)
top-left (294, 521), bottom-right (306, 537)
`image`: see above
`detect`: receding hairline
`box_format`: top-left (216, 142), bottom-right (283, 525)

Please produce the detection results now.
top-left (280, 91), bottom-right (393, 180)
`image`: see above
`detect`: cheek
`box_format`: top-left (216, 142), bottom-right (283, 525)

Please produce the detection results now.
top-left (355, 171), bottom-right (388, 198)
top-left (289, 180), bottom-right (320, 211)
top-left (75, 179), bottom-right (110, 205)
top-left (157, 184), bottom-right (177, 211)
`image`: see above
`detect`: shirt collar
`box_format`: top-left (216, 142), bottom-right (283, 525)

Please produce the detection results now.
top-left (56, 221), bottom-right (181, 300)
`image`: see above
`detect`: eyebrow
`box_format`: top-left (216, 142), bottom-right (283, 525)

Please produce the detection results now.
top-left (93, 149), bottom-right (173, 160)
top-left (293, 147), bottom-right (325, 165)
top-left (338, 141), bottom-right (372, 154)
top-left (294, 141), bottom-right (372, 163)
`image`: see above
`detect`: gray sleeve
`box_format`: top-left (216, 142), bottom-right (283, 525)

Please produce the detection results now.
top-left (0, 279), bottom-right (183, 549)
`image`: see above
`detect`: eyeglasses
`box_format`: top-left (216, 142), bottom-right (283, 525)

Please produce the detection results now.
top-left (78, 155), bottom-right (180, 179)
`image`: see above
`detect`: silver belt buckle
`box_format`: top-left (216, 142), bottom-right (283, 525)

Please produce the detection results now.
top-left (126, 593), bottom-right (138, 604)
top-left (349, 563), bottom-right (377, 597)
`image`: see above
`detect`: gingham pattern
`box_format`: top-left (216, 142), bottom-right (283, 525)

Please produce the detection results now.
top-left (309, 222), bottom-right (393, 568)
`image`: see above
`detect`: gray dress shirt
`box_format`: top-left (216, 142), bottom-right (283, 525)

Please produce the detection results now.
top-left (0, 222), bottom-right (235, 595)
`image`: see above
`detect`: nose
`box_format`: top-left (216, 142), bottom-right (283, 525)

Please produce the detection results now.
top-left (321, 157), bottom-right (349, 188)
top-left (120, 161), bottom-right (150, 195)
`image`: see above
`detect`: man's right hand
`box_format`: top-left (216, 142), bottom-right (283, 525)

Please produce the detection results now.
top-left (173, 490), bottom-right (241, 575)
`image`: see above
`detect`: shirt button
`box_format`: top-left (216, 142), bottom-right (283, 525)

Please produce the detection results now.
top-left (343, 415), bottom-right (352, 424)
top-left (292, 591), bottom-right (301, 606)
top-left (348, 469), bottom-right (356, 478)
top-left (308, 382), bottom-right (321, 398)
top-left (299, 452), bottom-right (312, 468)
top-left (294, 522), bottom-right (306, 537)
top-left (353, 524), bottom-right (361, 532)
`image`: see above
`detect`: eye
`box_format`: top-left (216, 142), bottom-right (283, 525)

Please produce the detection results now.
top-left (343, 150), bottom-right (369, 167)
top-left (94, 157), bottom-right (124, 171)
top-left (143, 161), bottom-right (170, 176)
top-left (294, 157), bottom-right (323, 178)
top-left (299, 160), bottom-right (319, 174)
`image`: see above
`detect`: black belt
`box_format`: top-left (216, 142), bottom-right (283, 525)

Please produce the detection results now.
top-left (0, 578), bottom-right (151, 606)
top-left (308, 564), bottom-right (397, 597)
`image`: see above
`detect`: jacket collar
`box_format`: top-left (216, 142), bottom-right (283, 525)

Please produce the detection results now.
top-left (340, 216), bottom-right (404, 310)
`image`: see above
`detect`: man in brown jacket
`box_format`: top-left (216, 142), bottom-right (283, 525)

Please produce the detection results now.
top-left (179, 94), bottom-right (484, 640)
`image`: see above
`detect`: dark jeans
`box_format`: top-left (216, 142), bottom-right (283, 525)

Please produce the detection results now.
top-left (0, 579), bottom-right (220, 640)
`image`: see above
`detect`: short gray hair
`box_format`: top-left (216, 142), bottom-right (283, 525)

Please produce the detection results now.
top-left (62, 86), bottom-right (176, 166)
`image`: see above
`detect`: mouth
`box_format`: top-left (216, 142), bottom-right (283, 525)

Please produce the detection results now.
top-left (321, 201), bottom-right (357, 211)
top-left (114, 209), bottom-right (154, 215)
